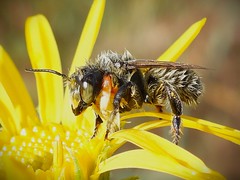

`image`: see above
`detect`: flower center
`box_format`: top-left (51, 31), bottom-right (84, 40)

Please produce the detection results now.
top-left (0, 124), bottom-right (92, 171)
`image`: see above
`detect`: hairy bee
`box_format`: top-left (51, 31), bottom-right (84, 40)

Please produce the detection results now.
top-left (26, 50), bottom-right (204, 144)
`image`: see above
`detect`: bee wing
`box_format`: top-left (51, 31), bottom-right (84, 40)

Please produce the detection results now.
top-left (126, 59), bottom-right (206, 70)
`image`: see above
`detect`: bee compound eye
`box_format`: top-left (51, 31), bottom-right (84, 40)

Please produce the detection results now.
top-left (70, 89), bottom-right (81, 109)
top-left (80, 81), bottom-right (94, 104)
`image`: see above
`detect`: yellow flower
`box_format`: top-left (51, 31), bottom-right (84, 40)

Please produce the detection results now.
top-left (0, 0), bottom-right (239, 179)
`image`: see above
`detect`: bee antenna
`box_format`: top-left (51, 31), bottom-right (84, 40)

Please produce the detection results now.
top-left (25, 68), bottom-right (71, 81)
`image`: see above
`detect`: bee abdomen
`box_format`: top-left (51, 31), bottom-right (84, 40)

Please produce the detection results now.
top-left (146, 68), bottom-right (203, 105)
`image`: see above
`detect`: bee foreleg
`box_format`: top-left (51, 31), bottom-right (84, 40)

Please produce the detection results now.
top-left (165, 83), bottom-right (183, 145)
top-left (105, 81), bottom-right (135, 139)
top-left (92, 115), bottom-right (103, 138)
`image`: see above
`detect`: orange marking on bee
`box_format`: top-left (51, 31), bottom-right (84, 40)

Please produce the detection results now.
top-left (98, 75), bottom-right (118, 118)
top-left (102, 75), bottom-right (112, 93)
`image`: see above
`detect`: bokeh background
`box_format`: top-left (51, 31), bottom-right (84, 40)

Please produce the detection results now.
top-left (0, 0), bottom-right (239, 179)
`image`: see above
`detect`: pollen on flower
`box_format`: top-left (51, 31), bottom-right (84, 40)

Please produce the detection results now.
top-left (21, 157), bottom-right (26, 164)
top-left (37, 138), bottom-right (43, 143)
top-left (22, 141), bottom-right (26, 147)
top-left (70, 142), bottom-right (75, 147)
top-left (10, 137), bottom-right (16, 143)
top-left (16, 150), bottom-right (21, 156)
top-left (7, 151), bottom-right (12, 156)
top-left (0, 123), bottom-right (97, 174)
top-left (65, 157), bottom-right (71, 162)
top-left (84, 132), bottom-right (90, 138)
top-left (11, 146), bottom-right (17, 151)
top-left (54, 134), bottom-right (60, 141)
top-left (47, 135), bottom-right (52, 140)
top-left (77, 129), bottom-right (83, 136)
top-left (20, 128), bottom-right (27, 136)
top-left (191, 171), bottom-right (197, 175)
top-left (2, 146), bottom-right (7, 151)
top-left (66, 130), bottom-right (70, 137)
top-left (40, 130), bottom-right (46, 138)
top-left (31, 137), bottom-right (36, 143)
top-left (32, 126), bottom-right (39, 133)
top-left (52, 126), bottom-right (57, 133)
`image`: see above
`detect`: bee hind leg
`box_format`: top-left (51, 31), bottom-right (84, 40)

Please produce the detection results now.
top-left (165, 83), bottom-right (183, 145)
top-left (171, 115), bottom-right (182, 145)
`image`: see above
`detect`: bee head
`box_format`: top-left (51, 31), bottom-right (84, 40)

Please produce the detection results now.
top-left (68, 69), bottom-right (103, 115)
top-left (67, 71), bottom-right (94, 115)
top-left (25, 68), bottom-right (103, 116)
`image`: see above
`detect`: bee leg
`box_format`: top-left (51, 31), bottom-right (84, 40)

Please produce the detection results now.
top-left (155, 105), bottom-right (163, 113)
top-left (91, 115), bottom-right (103, 138)
top-left (105, 105), bottom-right (121, 140)
top-left (105, 81), bottom-right (136, 139)
top-left (105, 111), bottom-right (120, 140)
top-left (165, 84), bottom-right (183, 145)
top-left (155, 106), bottom-right (164, 121)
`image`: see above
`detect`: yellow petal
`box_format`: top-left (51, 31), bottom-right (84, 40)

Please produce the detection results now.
top-left (0, 84), bottom-right (18, 135)
top-left (121, 111), bottom-right (170, 121)
top-left (70, 0), bottom-right (106, 73)
top-left (97, 149), bottom-right (224, 180)
top-left (75, 107), bottom-right (96, 135)
top-left (62, 0), bottom-right (106, 128)
top-left (158, 18), bottom-right (206, 62)
top-left (110, 129), bottom-right (210, 172)
top-left (122, 112), bottom-right (240, 145)
top-left (65, 147), bottom-right (84, 179)
top-left (133, 119), bottom-right (169, 130)
top-left (0, 131), bottom-right (11, 147)
top-left (25, 15), bottom-right (63, 124)
top-left (0, 46), bottom-right (38, 128)
top-left (53, 136), bottom-right (63, 179)
top-left (1, 156), bottom-right (35, 179)
top-left (52, 136), bottom-right (84, 179)
top-left (106, 112), bottom-right (171, 156)
top-left (182, 115), bottom-right (240, 145)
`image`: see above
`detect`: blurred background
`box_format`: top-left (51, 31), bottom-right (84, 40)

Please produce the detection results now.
top-left (0, 0), bottom-right (239, 179)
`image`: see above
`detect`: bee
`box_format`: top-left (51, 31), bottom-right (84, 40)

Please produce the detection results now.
top-left (26, 50), bottom-right (204, 144)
